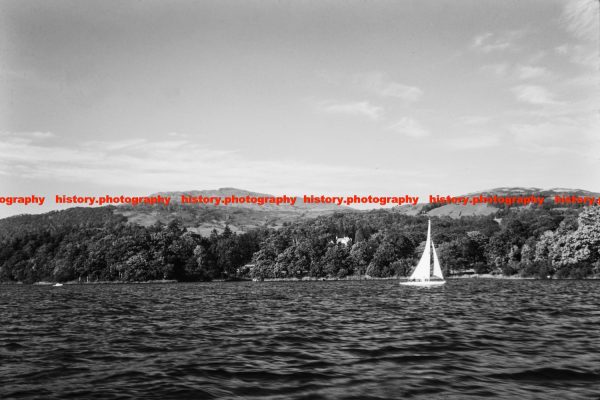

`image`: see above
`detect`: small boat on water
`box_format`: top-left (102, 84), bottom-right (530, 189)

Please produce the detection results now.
top-left (400, 220), bottom-right (445, 287)
top-left (53, 283), bottom-right (63, 287)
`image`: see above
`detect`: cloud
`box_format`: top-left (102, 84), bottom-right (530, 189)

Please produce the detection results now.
top-left (0, 132), bottom-right (441, 193)
top-left (459, 116), bottom-right (491, 125)
top-left (446, 134), bottom-right (500, 150)
top-left (510, 126), bottom-right (569, 155)
top-left (571, 45), bottom-right (596, 68)
top-left (472, 31), bottom-right (523, 53)
top-left (480, 63), bottom-right (509, 77)
top-left (555, 44), bottom-right (597, 68)
top-left (318, 100), bottom-right (383, 120)
top-left (0, 131), bottom-right (55, 140)
top-left (562, 0), bottom-right (597, 41)
top-left (355, 72), bottom-right (423, 101)
top-left (167, 131), bottom-right (190, 138)
top-left (558, 1), bottom-right (598, 69)
top-left (509, 123), bottom-right (571, 155)
top-left (509, 116), bottom-right (599, 159)
top-left (388, 117), bottom-right (430, 138)
top-left (526, 51), bottom-right (547, 64)
top-left (566, 73), bottom-right (600, 87)
top-left (515, 65), bottom-right (551, 80)
top-left (481, 63), bottom-right (551, 80)
top-left (511, 85), bottom-right (561, 105)
top-left (555, 44), bottom-right (569, 55)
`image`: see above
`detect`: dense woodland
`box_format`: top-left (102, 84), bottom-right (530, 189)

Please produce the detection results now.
top-left (0, 205), bottom-right (599, 283)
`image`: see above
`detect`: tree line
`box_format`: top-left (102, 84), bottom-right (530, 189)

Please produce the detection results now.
top-left (0, 206), bottom-right (598, 283)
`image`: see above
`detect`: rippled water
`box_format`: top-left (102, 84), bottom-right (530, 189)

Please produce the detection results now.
top-left (1, 280), bottom-right (600, 399)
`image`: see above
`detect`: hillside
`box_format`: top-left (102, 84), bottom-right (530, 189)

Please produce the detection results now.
top-left (1, 187), bottom-right (597, 238)
top-left (1, 186), bottom-right (598, 283)
top-left (117, 188), bottom-right (351, 235)
top-left (0, 207), bottom-right (123, 241)
top-left (154, 188), bottom-right (345, 211)
top-left (1, 195), bottom-right (597, 284)
top-left (465, 187), bottom-right (600, 198)
top-left (394, 187), bottom-right (600, 219)
top-left (0, 188), bottom-right (351, 238)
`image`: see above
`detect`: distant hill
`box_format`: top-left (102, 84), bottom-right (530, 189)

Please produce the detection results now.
top-left (394, 187), bottom-right (600, 219)
top-left (0, 207), bottom-right (123, 241)
top-left (152, 187), bottom-right (345, 211)
top-left (1, 187), bottom-right (597, 237)
top-left (117, 187), bottom-right (351, 235)
top-left (465, 187), bottom-right (600, 198)
top-left (0, 188), bottom-right (352, 238)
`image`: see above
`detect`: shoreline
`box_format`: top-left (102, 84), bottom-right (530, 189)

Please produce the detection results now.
top-left (27, 279), bottom-right (179, 286)
top-left (2, 274), bottom-right (598, 285)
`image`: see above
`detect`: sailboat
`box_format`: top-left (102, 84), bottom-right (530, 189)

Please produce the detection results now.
top-left (400, 220), bottom-right (445, 286)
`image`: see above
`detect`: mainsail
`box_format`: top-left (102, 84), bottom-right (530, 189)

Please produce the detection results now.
top-left (409, 220), bottom-right (432, 280)
top-left (407, 220), bottom-right (444, 281)
top-left (401, 220), bottom-right (446, 286)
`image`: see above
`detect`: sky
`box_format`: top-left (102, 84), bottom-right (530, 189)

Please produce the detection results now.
top-left (0, 0), bottom-right (599, 217)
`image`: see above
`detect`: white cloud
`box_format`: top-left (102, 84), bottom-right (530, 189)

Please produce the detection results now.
top-left (526, 51), bottom-right (547, 64)
top-left (380, 83), bottom-right (423, 101)
top-left (558, 1), bottom-right (598, 69)
top-left (446, 134), bottom-right (500, 150)
top-left (318, 100), bottom-right (383, 120)
top-left (472, 33), bottom-right (503, 51)
top-left (566, 73), bottom-right (600, 87)
top-left (167, 131), bottom-right (190, 138)
top-left (511, 85), bottom-right (561, 105)
top-left (568, 44), bottom-right (596, 68)
top-left (482, 64), bottom-right (551, 80)
top-left (472, 31), bottom-right (522, 53)
top-left (0, 131), bottom-right (55, 140)
top-left (29, 132), bottom-right (55, 139)
top-left (459, 116), bottom-right (491, 125)
top-left (509, 116), bottom-right (599, 159)
top-left (473, 33), bottom-right (492, 47)
top-left (516, 65), bottom-right (551, 80)
top-left (388, 117), bottom-right (430, 138)
top-left (481, 63), bottom-right (509, 77)
top-left (355, 72), bottom-right (423, 102)
top-left (555, 44), bottom-right (569, 55)
top-left (0, 132), bottom-right (440, 193)
top-left (510, 124), bottom-right (570, 155)
top-left (554, 43), bottom-right (594, 66)
top-left (562, 0), bottom-right (597, 41)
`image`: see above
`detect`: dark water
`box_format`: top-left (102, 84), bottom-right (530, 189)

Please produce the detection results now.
top-left (1, 280), bottom-right (600, 399)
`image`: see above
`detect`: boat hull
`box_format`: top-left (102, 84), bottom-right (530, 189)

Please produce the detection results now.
top-left (400, 280), bottom-right (445, 287)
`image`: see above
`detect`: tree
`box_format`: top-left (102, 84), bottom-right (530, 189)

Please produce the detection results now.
top-left (321, 244), bottom-right (351, 278)
top-left (559, 208), bottom-right (599, 266)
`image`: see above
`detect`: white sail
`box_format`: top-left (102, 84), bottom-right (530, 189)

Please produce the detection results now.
top-left (432, 240), bottom-right (443, 279)
top-left (402, 220), bottom-right (446, 286)
top-left (409, 220), bottom-right (431, 280)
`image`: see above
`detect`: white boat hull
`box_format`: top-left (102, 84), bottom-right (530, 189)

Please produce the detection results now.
top-left (400, 280), bottom-right (445, 287)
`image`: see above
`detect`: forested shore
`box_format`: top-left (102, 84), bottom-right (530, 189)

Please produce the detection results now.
top-left (1, 205), bottom-right (599, 283)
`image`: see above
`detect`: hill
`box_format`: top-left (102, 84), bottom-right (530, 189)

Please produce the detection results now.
top-left (118, 187), bottom-right (351, 235)
top-left (1, 187), bottom-right (597, 238)
top-left (394, 187), bottom-right (600, 219)
top-left (0, 188), bottom-right (351, 238)
top-left (0, 207), bottom-right (123, 241)
top-left (1, 187), bottom-right (598, 283)
top-left (154, 188), bottom-right (344, 211)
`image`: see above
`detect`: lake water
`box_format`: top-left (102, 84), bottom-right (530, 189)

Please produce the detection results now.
top-left (1, 280), bottom-right (599, 399)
